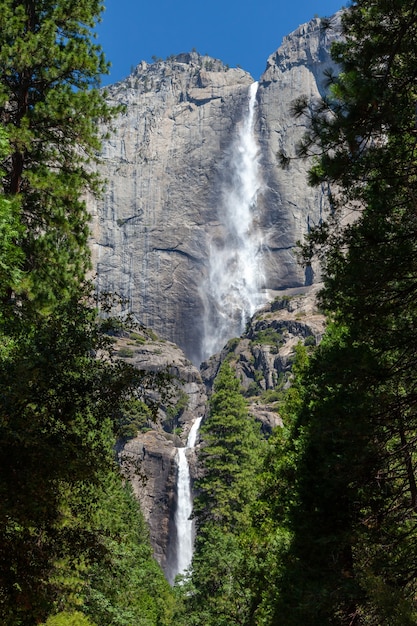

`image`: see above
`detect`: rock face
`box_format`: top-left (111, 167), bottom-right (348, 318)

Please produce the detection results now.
top-left (113, 330), bottom-right (207, 579)
top-left (89, 15), bottom-right (341, 365)
top-left (90, 54), bottom-right (253, 365)
top-left (201, 284), bottom-right (326, 433)
top-left (120, 431), bottom-right (178, 576)
top-left (256, 14), bottom-right (342, 289)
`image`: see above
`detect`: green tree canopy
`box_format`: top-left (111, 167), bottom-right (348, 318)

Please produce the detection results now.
top-left (0, 0), bottom-right (115, 310)
top-left (271, 1), bottom-right (417, 623)
top-left (0, 127), bottom-right (23, 302)
top-left (0, 2), bottom-right (175, 624)
top-left (194, 362), bottom-right (263, 531)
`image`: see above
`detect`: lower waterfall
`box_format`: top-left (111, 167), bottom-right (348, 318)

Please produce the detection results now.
top-left (173, 416), bottom-right (203, 581)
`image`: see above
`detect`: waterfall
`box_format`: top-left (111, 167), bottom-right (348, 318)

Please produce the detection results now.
top-left (201, 81), bottom-right (266, 361)
top-left (173, 416), bottom-right (203, 580)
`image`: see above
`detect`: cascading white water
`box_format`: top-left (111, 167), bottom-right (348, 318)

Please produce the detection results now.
top-left (174, 416), bottom-right (203, 580)
top-left (201, 81), bottom-right (266, 361)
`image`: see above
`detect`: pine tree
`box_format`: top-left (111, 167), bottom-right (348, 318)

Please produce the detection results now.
top-left (0, 0), bottom-right (115, 309)
top-left (178, 363), bottom-right (266, 625)
top-left (273, 1), bottom-right (417, 623)
top-left (194, 362), bottom-right (263, 531)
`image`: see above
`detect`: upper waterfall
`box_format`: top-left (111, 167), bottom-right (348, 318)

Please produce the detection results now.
top-left (201, 81), bottom-right (266, 360)
top-left (92, 22), bottom-right (338, 362)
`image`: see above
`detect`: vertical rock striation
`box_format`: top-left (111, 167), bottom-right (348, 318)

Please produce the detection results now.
top-left (90, 53), bottom-right (253, 365)
top-left (115, 331), bottom-right (207, 577)
top-left (256, 13), bottom-right (341, 290)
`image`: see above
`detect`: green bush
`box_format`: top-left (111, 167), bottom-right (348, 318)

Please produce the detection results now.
top-left (254, 327), bottom-right (283, 346)
top-left (117, 398), bottom-right (152, 438)
top-left (41, 612), bottom-right (96, 626)
top-left (129, 332), bottom-right (146, 343)
top-left (245, 381), bottom-right (261, 397)
top-left (226, 337), bottom-right (240, 351)
top-left (117, 347), bottom-right (134, 358)
top-left (164, 389), bottom-right (189, 432)
top-left (260, 388), bottom-right (282, 403)
top-left (304, 335), bottom-right (316, 347)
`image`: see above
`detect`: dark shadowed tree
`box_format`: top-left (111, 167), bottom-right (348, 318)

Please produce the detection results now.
top-left (271, 1), bottom-right (417, 623)
top-left (0, 2), bottom-right (175, 623)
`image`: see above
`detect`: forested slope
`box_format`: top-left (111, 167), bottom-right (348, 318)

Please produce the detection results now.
top-left (0, 2), bottom-right (174, 623)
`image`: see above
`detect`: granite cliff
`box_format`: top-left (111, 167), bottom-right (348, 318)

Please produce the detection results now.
top-left (92, 13), bottom-right (341, 581)
top-left (89, 14), bottom-right (341, 365)
top-left (111, 329), bottom-right (207, 579)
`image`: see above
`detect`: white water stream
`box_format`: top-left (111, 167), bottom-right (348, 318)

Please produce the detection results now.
top-left (173, 416), bottom-right (203, 580)
top-left (201, 81), bottom-right (266, 360)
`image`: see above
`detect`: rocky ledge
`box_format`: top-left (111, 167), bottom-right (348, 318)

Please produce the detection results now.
top-left (112, 328), bottom-right (207, 576)
top-left (201, 285), bottom-right (326, 432)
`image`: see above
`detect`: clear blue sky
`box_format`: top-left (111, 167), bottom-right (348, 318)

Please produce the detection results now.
top-left (96, 1), bottom-right (345, 86)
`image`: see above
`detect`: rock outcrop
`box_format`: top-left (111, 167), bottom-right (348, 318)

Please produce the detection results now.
top-left (89, 15), bottom-right (341, 364)
top-left (201, 284), bottom-right (326, 433)
top-left (113, 330), bottom-right (207, 577)
top-left (121, 431), bottom-right (178, 575)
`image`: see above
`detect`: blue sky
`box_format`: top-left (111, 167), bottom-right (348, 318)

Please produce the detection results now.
top-left (96, 1), bottom-right (345, 86)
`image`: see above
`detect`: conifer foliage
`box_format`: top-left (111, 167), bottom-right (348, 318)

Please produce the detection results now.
top-left (194, 362), bottom-right (263, 530)
top-left (0, 0), bottom-right (113, 307)
top-left (271, 1), bottom-right (417, 623)
top-left (0, 2), bottom-right (174, 624)
top-left (175, 362), bottom-right (266, 625)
